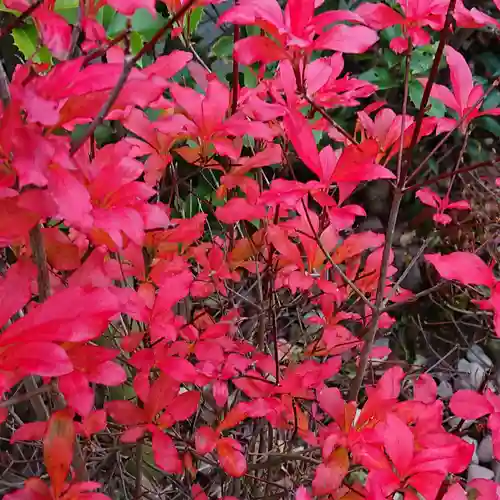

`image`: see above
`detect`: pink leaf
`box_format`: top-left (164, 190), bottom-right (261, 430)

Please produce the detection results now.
top-left (103, 0), bottom-right (156, 16)
top-left (416, 188), bottom-right (441, 209)
top-left (445, 46), bottom-right (473, 113)
top-left (315, 25), bottom-right (379, 54)
top-left (318, 387), bottom-right (345, 422)
top-left (0, 343), bottom-right (73, 378)
top-left (449, 390), bottom-right (493, 420)
top-left (295, 486), bottom-right (312, 500)
top-left (414, 374), bottom-right (437, 404)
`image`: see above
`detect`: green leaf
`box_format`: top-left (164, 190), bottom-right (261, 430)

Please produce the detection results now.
top-left (475, 116), bottom-right (500, 137)
top-left (359, 67), bottom-right (396, 90)
top-left (55, 0), bottom-right (78, 7)
top-left (211, 36), bottom-right (233, 59)
top-left (132, 9), bottom-right (166, 40)
top-left (243, 66), bottom-right (257, 88)
top-left (130, 31), bottom-right (144, 59)
top-left (12, 26), bottom-right (37, 59)
top-left (410, 43), bottom-right (438, 76)
top-left (96, 5), bottom-right (117, 31)
top-left (188, 6), bottom-right (204, 35)
top-left (55, 0), bottom-right (78, 23)
top-left (409, 80), bottom-right (445, 118)
top-left (106, 11), bottom-right (127, 37)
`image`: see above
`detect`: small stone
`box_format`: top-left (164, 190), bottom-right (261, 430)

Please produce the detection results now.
top-left (437, 380), bottom-right (453, 399)
top-left (466, 345), bottom-right (493, 369)
top-left (477, 436), bottom-right (494, 464)
top-left (467, 464), bottom-right (494, 481)
top-left (492, 460), bottom-right (500, 483)
top-left (463, 437), bottom-right (479, 465)
top-left (458, 358), bottom-right (471, 374)
top-left (469, 362), bottom-right (486, 390)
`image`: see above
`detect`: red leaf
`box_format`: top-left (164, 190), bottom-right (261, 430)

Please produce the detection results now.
top-left (216, 437), bottom-right (247, 477)
top-left (283, 110), bottom-right (322, 179)
top-left (195, 426), bottom-right (219, 454)
top-left (43, 410), bottom-right (75, 498)
top-left (81, 410), bottom-right (107, 438)
top-left (166, 391), bottom-right (200, 423)
top-left (355, 3), bottom-right (404, 29)
top-left (216, 198), bottom-right (266, 224)
top-left (42, 227), bottom-right (81, 271)
top-left (333, 231), bottom-right (384, 264)
top-left (0, 260), bottom-right (37, 327)
top-left (374, 366), bottom-right (404, 399)
top-left (384, 413), bottom-right (414, 475)
top-left (0, 342), bottom-right (73, 378)
top-left (105, 401), bottom-right (147, 426)
top-left (312, 448), bottom-right (349, 496)
top-left (234, 36), bottom-right (287, 65)
top-left (449, 390), bottom-right (493, 420)
top-left (34, 8), bottom-right (72, 60)
top-left (425, 252), bottom-right (494, 287)
top-left (158, 357), bottom-right (198, 383)
top-left (152, 429), bottom-right (182, 474)
top-left (88, 360), bottom-right (127, 386)
top-left (59, 371), bottom-right (94, 417)
top-left (11, 421), bottom-right (47, 443)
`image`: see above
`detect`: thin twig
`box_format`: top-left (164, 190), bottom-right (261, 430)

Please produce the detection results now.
top-left (382, 233), bottom-right (434, 306)
top-left (303, 95), bottom-right (360, 147)
top-left (404, 159), bottom-right (499, 192)
top-left (0, 385), bottom-right (52, 409)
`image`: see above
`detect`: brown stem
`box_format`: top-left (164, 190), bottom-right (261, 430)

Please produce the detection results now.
top-left (231, 25), bottom-right (240, 115)
top-left (29, 225), bottom-right (51, 302)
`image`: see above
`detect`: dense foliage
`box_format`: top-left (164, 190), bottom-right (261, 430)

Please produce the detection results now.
top-left (0, 0), bottom-right (499, 499)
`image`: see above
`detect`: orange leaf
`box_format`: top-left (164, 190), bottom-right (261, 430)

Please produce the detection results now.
top-left (43, 410), bottom-right (75, 498)
top-left (216, 438), bottom-right (247, 478)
